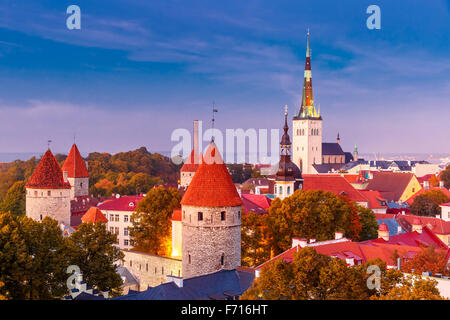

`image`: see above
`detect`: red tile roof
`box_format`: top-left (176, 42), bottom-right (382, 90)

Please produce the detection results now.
top-left (397, 214), bottom-right (450, 236)
top-left (360, 190), bottom-right (387, 209)
top-left (241, 194), bottom-right (272, 215)
top-left (180, 149), bottom-right (201, 172)
top-left (181, 143), bottom-right (242, 207)
top-left (171, 208), bottom-right (182, 221)
top-left (404, 187), bottom-right (450, 205)
top-left (81, 207), bottom-right (108, 223)
top-left (303, 174), bottom-right (368, 203)
top-left (416, 174), bottom-right (434, 184)
top-left (61, 144), bottom-right (89, 178)
top-left (97, 195), bottom-right (144, 212)
top-left (366, 172), bottom-right (417, 202)
top-left (26, 149), bottom-right (71, 189)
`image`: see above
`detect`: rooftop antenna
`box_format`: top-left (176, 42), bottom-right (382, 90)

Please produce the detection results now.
top-left (211, 101), bottom-right (218, 142)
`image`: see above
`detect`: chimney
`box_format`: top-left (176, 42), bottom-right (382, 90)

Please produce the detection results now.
top-left (335, 232), bottom-right (343, 240)
top-left (423, 180), bottom-right (429, 190)
top-left (397, 226), bottom-right (402, 234)
top-left (378, 222), bottom-right (389, 241)
top-left (292, 238), bottom-right (308, 248)
top-left (436, 214), bottom-right (441, 219)
top-left (193, 120), bottom-right (199, 165)
top-left (63, 171), bottom-right (68, 183)
top-left (397, 257), bottom-right (401, 271)
top-left (309, 238), bottom-right (316, 243)
top-left (255, 269), bottom-right (261, 278)
top-left (439, 181), bottom-right (444, 189)
top-left (345, 258), bottom-right (354, 266)
top-left (412, 218), bottom-right (423, 234)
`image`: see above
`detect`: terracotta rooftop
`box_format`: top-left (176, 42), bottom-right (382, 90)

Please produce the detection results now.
top-left (241, 194), bottom-right (272, 215)
top-left (81, 207), bottom-right (108, 223)
top-left (366, 172), bottom-right (417, 202)
top-left (61, 144), bottom-right (89, 178)
top-left (360, 190), bottom-right (388, 209)
top-left (26, 149), bottom-right (71, 189)
top-left (303, 174), bottom-right (368, 203)
top-left (97, 195), bottom-right (144, 212)
top-left (181, 143), bottom-right (242, 207)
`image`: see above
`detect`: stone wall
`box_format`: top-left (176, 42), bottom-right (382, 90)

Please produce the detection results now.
top-left (67, 177), bottom-right (89, 199)
top-left (182, 205), bottom-right (241, 279)
top-left (180, 171), bottom-right (195, 188)
top-left (121, 250), bottom-right (182, 289)
top-left (26, 187), bottom-right (71, 225)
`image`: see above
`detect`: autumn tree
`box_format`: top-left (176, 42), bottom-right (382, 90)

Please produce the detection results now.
top-left (410, 190), bottom-right (450, 217)
top-left (241, 211), bottom-right (270, 267)
top-left (127, 172), bottom-right (163, 194)
top-left (130, 186), bottom-right (181, 256)
top-left (0, 181), bottom-right (26, 216)
top-left (441, 165), bottom-right (450, 189)
top-left (429, 175), bottom-right (440, 187)
top-left (373, 275), bottom-right (443, 300)
top-left (358, 206), bottom-right (379, 241)
top-left (264, 190), bottom-right (362, 255)
top-left (403, 246), bottom-right (450, 276)
top-left (67, 222), bottom-right (125, 297)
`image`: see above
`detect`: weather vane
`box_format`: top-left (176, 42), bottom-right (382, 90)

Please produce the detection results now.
top-left (47, 139), bottom-right (52, 150)
top-left (211, 101), bottom-right (218, 142)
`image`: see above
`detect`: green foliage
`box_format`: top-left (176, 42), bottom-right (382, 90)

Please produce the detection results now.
top-left (264, 190), bottom-right (362, 255)
top-left (67, 222), bottom-right (125, 297)
top-left (0, 181), bottom-right (26, 216)
top-left (226, 163), bottom-right (253, 183)
top-left (357, 206), bottom-right (379, 241)
top-left (130, 186), bottom-right (181, 256)
top-left (410, 189), bottom-right (450, 217)
top-left (0, 157), bottom-right (38, 202)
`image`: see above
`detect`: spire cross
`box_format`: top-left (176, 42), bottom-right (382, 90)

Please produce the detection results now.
top-left (284, 104), bottom-right (288, 116)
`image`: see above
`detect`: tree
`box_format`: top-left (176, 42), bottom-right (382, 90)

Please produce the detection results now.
top-left (0, 181), bottom-right (26, 216)
top-left (441, 165), bottom-right (450, 189)
top-left (67, 222), bottom-right (125, 297)
top-left (241, 211), bottom-right (270, 267)
top-left (0, 213), bottom-right (70, 300)
top-left (373, 275), bottom-right (443, 300)
top-left (403, 246), bottom-right (449, 276)
top-left (242, 247), bottom-right (370, 300)
top-left (429, 175), bottom-right (440, 187)
top-left (127, 173), bottom-right (163, 194)
top-left (264, 190), bottom-right (362, 255)
top-left (130, 186), bottom-right (181, 256)
top-left (410, 190), bottom-right (450, 217)
top-left (358, 206), bottom-right (379, 241)
top-left (0, 282), bottom-right (6, 300)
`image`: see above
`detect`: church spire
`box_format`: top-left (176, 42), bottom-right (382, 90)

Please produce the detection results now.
top-left (296, 29), bottom-right (320, 120)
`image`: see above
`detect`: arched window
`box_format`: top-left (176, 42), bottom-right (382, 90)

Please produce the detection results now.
top-left (287, 186), bottom-right (291, 194)
top-left (220, 254), bottom-right (224, 266)
top-left (279, 186), bottom-right (282, 194)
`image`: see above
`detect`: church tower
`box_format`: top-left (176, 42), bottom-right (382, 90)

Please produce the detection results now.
top-left (292, 30), bottom-right (323, 174)
top-left (61, 144), bottom-right (89, 200)
top-left (180, 142), bottom-right (242, 279)
top-left (25, 149), bottom-right (71, 226)
top-left (272, 106), bottom-right (303, 200)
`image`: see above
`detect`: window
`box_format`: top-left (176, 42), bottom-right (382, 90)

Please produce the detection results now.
top-left (146, 264), bottom-right (148, 272)
top-left (162, 267), bottom-right (164, 275)
top-left (47, 190), bottom-right (51, 196)
top-left (130, 260), bottom-right (132, 267)
top-left (188, 254), bottom-right (191, 264)
top-left (110, 227), bottom-right (114, 233)
top-left (115, 227), bottom-right (119, 234)
top-left (124, 228), bottom-right (128, 236)
top-left (221, 254), bottom-right (224, 266)
top-left (34, 191), bottom-right (38, 196)
top-left (279, 186), bottom-right (282, 194)
top-left (238, 211), bottom-right (241, 218)
top-left (221, 211), bottom-right (226, 221)
top-left (124, 239), bottom-right (129, 246)
top-left (109, 214), bottom-right (114, 222)
top-left (80, 183), bottom-right (83, 188)
top-left (198, 212), bottom-right (203, 221)
top-left (287, 186), bottom-right (291, 194)
top-left (124, 215), bottom-right (129, 222)
top-left (155, 267), bottom-right (157, 274)
top-left (40, 214), bottom-right (43, 221)
top-left (115, 215), bottom-right (119, 222)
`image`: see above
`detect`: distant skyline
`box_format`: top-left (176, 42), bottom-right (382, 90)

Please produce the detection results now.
top-left (0, 0), bottom-right (449, 156)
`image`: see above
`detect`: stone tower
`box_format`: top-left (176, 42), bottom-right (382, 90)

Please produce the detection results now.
top-left (61, 144), bottom-right (89, 200)
top-left (272, 106), bottom-right (303, 200)
top-left (180, 121), bottom-right (201, 188)
top-left (25, 149), bottom-right (71, 226)
top-left (180, 142), bottom-right (242, 279)
top-left (292, 30), bottom-right (323, 174)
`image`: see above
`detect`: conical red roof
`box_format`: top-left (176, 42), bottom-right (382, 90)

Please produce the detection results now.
top-left (61, 144), bottom-right (89, 178)
top-left (180, 149), bottom-right (201, 172)
top-left (181, 143), bottom-right (242, 207)
top-left (81, 207), bottom-right (108, 223)
top-left (26, 149), bottom-right (71, 189)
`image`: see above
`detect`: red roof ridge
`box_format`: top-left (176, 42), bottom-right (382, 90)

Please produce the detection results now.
top-left (81, 206), bottom-right (108, 223)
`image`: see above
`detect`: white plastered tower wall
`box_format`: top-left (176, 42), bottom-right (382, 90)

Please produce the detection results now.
top-left (26, 188), bottom-right (71, 226)
top-left (292, 118), bottom-right (322, 174)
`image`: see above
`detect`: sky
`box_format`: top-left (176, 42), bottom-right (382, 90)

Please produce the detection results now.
top-left (0, 0), bottom-right (449, 158)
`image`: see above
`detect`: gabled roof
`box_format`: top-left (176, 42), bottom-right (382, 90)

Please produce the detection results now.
top-left (303, 174), bottom-right (368, 203)
top-left (181, 143), bottom-right (242, 207)
top-left (26, 149), bottom-right (71, 189)
top-left (97, 195), bottom-right (144, 212)
top-left (360, 190), bottom-right (388, 209)
top-left (114, 269), bottom-right (254, 300)
top-left (81, 206), bottom-right (108, 223)
top-left (396, 214), bottom-right (450, 236)
top-left (61, 144), bottom-right (89, 178)
top-left (322, 143), bottom-right (345, 156)
top-left (366, 172), bottom-right (417, 202)
top-left (241, 194), bottom-right (272, 215)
